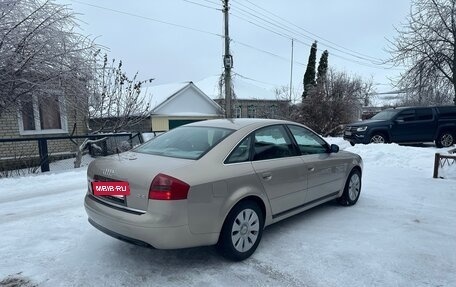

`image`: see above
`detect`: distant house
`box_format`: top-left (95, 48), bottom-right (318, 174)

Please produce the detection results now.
top-left (362, 92), bottom-right (404, 119)
top-left (146, 81), bottom-right (223, 132)
top-left (196, 75), bottom-right (290, 119)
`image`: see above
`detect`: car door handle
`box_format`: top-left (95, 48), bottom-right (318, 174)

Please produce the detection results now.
top-left (262, 172), bottom-right (272, 181)
top-left (308, 167), bottom-right (315, 172)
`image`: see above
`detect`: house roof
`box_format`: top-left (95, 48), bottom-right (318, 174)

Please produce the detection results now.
top-left (142, 81), bottom-right (222, 116)
top-left (141, 81), bottom-right (190, 110)
top-left (195, 75), bottom-right (280, 101)
top-left (369, 93), bottom-right (404, 107)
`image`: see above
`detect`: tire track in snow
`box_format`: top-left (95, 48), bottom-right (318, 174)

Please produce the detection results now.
top-left (0, 187), bottom-right (85, 224)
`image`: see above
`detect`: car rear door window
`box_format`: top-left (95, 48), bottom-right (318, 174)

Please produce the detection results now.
top-left (396, 110), bottom-right (416, 122)
top-left (287, 125), bottom-right (328, 155)
top-left (252, 125), bottom-right (297, 161)
top-left (416, 108), bottom-right (433, 121)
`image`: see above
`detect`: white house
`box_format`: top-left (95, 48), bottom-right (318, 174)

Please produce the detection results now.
top-left (196, 75), bottom-right (290, 119)
top-left (144, 81), bottom-right (223, 132)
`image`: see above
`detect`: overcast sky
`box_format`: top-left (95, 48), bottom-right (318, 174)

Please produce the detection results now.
top-left (59, 0), bottom-right (412, 94)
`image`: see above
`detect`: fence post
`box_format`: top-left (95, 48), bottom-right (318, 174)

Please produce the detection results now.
top-left (102, 139), bottom-right (108, 156)
top-left (38, 139), bottom-right (50, 172)
top-left (433, 153), bottom-right (440, 179)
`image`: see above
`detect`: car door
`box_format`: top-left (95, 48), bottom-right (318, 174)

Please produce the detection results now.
top-left (287, 125), bottom-right (347, 204)
top-left (391, 108), bottom-right (436, 142)
top-left (390, 109), bottom-right (417, 142)
top-left (249, 125), bottom-right (308, 216)
top-left (414, 108), bottom-right (437, 141)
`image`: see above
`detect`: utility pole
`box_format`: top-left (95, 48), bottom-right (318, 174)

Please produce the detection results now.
top-left (289, 38), bottom-right (294, 100)
top-left (223, 0), bottom-right (233, 118)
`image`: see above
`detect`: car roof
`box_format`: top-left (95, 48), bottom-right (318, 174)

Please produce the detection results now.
top-left (185, 118), bottom-right (295, 130)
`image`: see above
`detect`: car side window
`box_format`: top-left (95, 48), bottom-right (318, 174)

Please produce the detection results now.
top-left (396, 110), bottom-right (416, 122)
top-left (287, 125), bottom-right (328, 155)
top-left (416, 108), bottom-right (433, 121)
top-left (225, 136), bottom-right (252, 164)
top-left (252, 125), bottom-right (297, 161)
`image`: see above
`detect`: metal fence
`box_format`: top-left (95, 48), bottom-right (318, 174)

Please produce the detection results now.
top-left (0, 133), bottom-right (143, 177)
top-left (433, 150), bottom-right (456, 179)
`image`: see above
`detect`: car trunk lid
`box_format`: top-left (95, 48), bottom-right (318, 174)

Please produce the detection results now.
top-left (88, 151), bottom-right (193, 212)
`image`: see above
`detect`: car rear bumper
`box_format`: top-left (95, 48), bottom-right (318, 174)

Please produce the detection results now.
top-left (84, 194), bottom-right (219, 249)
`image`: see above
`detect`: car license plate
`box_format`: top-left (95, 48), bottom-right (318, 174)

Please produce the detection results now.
top-left (345, 131), bottom-right (352, 136)
top-left (91, 181), bottom-right (131, 196)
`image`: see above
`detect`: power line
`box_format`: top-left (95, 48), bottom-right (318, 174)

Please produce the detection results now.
top-left (230, 4), bottom-right (317, 45)
top-left (230, 1), bottom-right (386, 66)
top-left (231, 40), bottom-right (306, 66)
top-left (70, 0), bottom-right (223, 38)
top-left (230, 9), bottom-right (400, 70)
top-left (232, 72), bottom-right (281, 87)
top-left (182, 0), bottom-right (221, 11)
top-left (71, 0), bottom-right (308, 68)
top-left (199, 0), bottom-right (221, 6)
top-left (239, 0), bottom-right (385, 63)
top-left (70, 0), bottom-right (398, 72)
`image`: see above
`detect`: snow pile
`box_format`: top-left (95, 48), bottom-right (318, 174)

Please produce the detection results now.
top-left (0, 139), bottom-right (455, 286)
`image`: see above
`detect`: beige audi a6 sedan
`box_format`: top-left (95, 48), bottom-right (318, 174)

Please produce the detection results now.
top-left (85, 119), bottom-right (363, 261)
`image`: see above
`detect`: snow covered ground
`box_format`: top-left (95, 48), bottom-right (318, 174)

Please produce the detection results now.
top-left (1, 139), bottom-right (456, 287)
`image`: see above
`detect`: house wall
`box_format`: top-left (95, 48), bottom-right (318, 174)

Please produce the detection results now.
top-left (151, 116), bottom-right (220, 132)
top-left (0, 96), bottom-right (88, 171)
top-left (214, 99), bottom-right (290, 119)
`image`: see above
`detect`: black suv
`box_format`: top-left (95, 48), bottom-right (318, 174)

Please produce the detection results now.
top-left (343, 106), bottom-right (456, 147)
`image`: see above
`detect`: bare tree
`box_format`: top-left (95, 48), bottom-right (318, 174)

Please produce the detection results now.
top-left (86, 54), bottom-right (154, 133)
top-left (0, 0), bottom-right (96, 115)
top-left (69, 54), bottom-right (154, 168)
top-left (299, 69), bottom-right (373, 136)
top-left (388, 0), bottom-right (456, 105)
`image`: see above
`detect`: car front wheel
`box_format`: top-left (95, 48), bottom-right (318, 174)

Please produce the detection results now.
top-left (216, 200), bottom-right (264, 261)
top-left (370, 133), bottom-right (386, 144)
top-left (338, 169), bottom-right (362, 206)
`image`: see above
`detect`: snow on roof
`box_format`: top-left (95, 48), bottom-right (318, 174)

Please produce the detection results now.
top-left (195, 75), bottom-right (280, 101)
top-left (369, 93), bottom-right (405, 107)
top-left (141, 81), bottom-right (191, 110)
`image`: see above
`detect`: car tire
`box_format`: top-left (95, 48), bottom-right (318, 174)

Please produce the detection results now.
top-left (216, 200), bottom-right (264, 261)
top-left (369, 133), bottom-right (387, 144)
top-left (349, 141), bottom-right (355, 146)
top-left (435, 131), bottom-right (454, 148)
top-left (338, 169), bottom-right (362, 206)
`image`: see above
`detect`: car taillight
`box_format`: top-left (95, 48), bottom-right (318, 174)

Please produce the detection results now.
top-left (149, 173), bottom-right (190, 200)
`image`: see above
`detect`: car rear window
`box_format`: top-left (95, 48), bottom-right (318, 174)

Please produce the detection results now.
top-left (134, 126), bottom-right (233, 159)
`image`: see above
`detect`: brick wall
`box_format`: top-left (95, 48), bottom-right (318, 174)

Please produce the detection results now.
top-left (214, 99), bottom-right (290, 119)
top-left (0, 95), bottom-right (88, 170)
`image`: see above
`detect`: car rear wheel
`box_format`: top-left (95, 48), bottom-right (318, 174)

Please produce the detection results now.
top-left (338, 169), bottom-right (362, 206)
top-left (370, 133), bottom-right (386, 144)
top-left (216, 200), bottom-right (264, 261)
top-left (435, 131), bottom-right (454, 148)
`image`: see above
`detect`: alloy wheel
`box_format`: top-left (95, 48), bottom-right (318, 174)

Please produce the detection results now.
top-left (441, 133), bottom-right (454, 147)
top-left (231, 209), bottom-right (260, 253)
top-left (348, 173), bottom-right (361, 201)
top-left (370, 135), bottom-right (385, 144)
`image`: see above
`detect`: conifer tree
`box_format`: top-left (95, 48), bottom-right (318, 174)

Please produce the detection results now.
top-left (302, 41), bottom-right (317, 101)
top-left (317, 50), bottom-right (329, 86)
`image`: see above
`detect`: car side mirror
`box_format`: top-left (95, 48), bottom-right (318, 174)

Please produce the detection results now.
top-left (330, 144), bottom-right (339, 153)
top-left (395, 119), bottom-right (404, 124)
